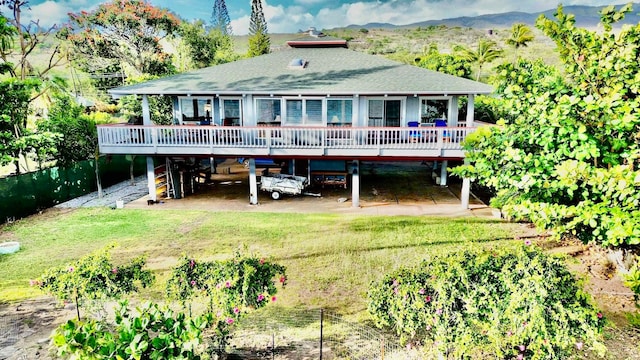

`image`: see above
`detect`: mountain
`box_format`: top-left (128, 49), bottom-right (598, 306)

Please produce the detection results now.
top-left (342, 3), bottom-right (640, 30)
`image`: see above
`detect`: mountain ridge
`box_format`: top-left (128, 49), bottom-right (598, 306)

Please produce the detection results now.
top-left (339, 3), bottom-right (640, 30)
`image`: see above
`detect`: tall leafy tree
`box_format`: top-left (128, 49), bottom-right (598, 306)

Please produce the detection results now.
top-left (211, 0), bottom-right (232, 35)
top-left (247, 0), bottom-right (270, 57)
top-left (506, 23), bottom-right (534, 62)
top-left (454, 39), bottom-right (503, 81)
top-left (60, 0), bottom-right (181, 78)
top-left (454, 4), bottom-right (640, 249)
top-left (179, 20), bottom-right (239, 69)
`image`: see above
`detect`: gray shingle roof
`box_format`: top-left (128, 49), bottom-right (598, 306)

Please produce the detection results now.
top-left (109, 47), bottom-right (493, 97)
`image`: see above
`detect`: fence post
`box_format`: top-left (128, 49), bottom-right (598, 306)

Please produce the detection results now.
top-left (319, 309), bottom-right (324, 360)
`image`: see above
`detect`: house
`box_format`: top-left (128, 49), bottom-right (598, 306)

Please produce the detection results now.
top-left (98, 31), bottom-right (493, 208)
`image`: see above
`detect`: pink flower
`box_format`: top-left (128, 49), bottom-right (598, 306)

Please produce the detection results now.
top-left (111, 268), bottom-right (118, 274)
top-left (524, 239), bottom-right (532, 246)
top-left (259, 258), bottom-right (265, 265)
top-left (226, 318), bottom-right (234, 324)
top-left (425, 296), bottom-right (432, 303)
top-left (576, 342), bottom-right (583, 350)
top-left (279, 276), bottom-right (286, 284)
top-left (435, 308), bottom-right (442, 315)
top-left (519, 345), bottom-right (526, 352)
top-left (597, 312), bottom-right (603, 319)
top-left (216, 311), bottom-right (222, 318)
top-left (68, 266), bottom-right (74, 272)
top-left (506, 331), bottom-right (513, 337)
top-left (225, 281), bottom-right (231, 288)
top-left (216, 283), bottom-right (222, 289)
top-left (392, 279), bottom-right (399, 287)
top-left (189, 259), bottom-right (195, 268)
top-left (257, 294), bottom-right (265, 302)
top-left (517, 355), bottom-right (523, 360)
top-left (29, 279), bottom-right (37, 286)
top-left (426, 325), bottom-right (431, 331)
top-left (418, 288), bottom-right (425, 294)
top-left (271, 296), bottom-right (277, 302)
top-left (233, 307), bottom-right (240, 314)
top-left (393, 288), bottom-right (399, 294)
top-left (190, 280), bottom-right (196, 286)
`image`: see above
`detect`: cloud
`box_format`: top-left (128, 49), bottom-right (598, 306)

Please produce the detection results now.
top-left (22, 1), bottom-right (70, 28)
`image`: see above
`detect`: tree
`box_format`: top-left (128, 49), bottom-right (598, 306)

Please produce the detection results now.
top-left (506, 23), bottom-right (534, 62)
top-left (247, 0), bottom-right (270, 57)
top-left (60, 0), bottom-right (181, 78)
top-left (178, 20), bottom-right (239, 69)
top-left (414, 44), bottom-right (473, 79)
top-left (454, 39), bottom-right (503, 81)
top-left (211, 0), bottom-right (232, 35)
top-left (0, 0), bottom-right (66, 81)
top-left (37, 93), bottom-right (97, 168)
top-left (453, 4), bottom-right (640, 250)
top-left (0, 79), bottom-right (59, 174)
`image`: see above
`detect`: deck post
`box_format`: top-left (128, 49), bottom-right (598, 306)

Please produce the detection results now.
top-left (461, 159), bottom-right (471, 209)
top-left (351, 160), bottom-right (360, 208)
top-left (141, 95), bottom-right (157, 202)
top-left (439, 160), bottom-right (448, 186)
top-left (146, 157), bottom-right (157, 202)
top-left (248, 158), bottom-right (258, 205)
top-left (466, 94), bottom-right (475, 127)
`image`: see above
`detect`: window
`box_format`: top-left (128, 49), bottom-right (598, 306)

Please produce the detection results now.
top-left (327, 99), bottom-right (353, 125)
top-left (284, 98), bottom-right (323, 125)
top-left (179, 97), bottom-right (213, 124)
top-left (368, 99), bottom-right (402, 127)
top-left (420, 97), bottom-right (450, 124)
top-left (256, 98), bottom-right (282, 125)
top-left (221, 98), bottom-right (242, 126)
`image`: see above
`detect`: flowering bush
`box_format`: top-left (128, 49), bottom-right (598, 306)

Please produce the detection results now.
top-left (165, 251), bottom-right (286, 349)
top-left (367, 245), bottom-right (606, 359)
top-left (35, 244), bottom-right (154, 320)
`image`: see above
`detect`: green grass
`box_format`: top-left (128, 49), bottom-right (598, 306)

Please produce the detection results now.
top-left (0, 208), bottom-right (523, 313)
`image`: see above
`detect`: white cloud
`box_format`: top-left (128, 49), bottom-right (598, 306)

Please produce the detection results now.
top-left (22, 1), bottom-right (70, 29)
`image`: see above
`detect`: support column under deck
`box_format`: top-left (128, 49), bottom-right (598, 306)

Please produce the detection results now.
top-left (439, 160), bottom-right (448, 186)
top-left (351, 160), bottom-right (360, 208)
top-left (248, 159), bottom-right (258, 205)
top-left (142, 95), bottom-right (156, 202)
top-left (146, 157), bottom-right (157, 202)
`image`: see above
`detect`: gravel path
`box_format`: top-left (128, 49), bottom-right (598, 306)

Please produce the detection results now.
top-left (55, 175), bottom-right (148, 208)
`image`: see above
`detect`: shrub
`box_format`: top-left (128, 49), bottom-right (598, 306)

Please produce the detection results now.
top-left (367, 245), bottom-right (606, 359)
top-left (52, 301), bottom-right (210, 359)
top-left (35, 244), bottom-right (154, 320)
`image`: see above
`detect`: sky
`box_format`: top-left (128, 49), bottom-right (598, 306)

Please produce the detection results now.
top-left (11, 0), bottom-right (622, 35)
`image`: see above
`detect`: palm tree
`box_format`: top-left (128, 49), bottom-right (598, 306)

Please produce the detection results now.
top-left (454, 40), bottom-right (504, 81)
top-left (506, 23), bottom-right (534, 62)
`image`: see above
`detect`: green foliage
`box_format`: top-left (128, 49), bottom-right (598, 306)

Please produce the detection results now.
top-left (36, 244), bottom-right (154, 319)
top-left (247, 0), bottom-right (270, 57)
top-left (506, 23), bottom-right (535, 62)
top-left (119, 75), bottom-right (173, 125)
top-left (367, 245), bottom-right (606, 359)
top-left (37, 94), bottom-right (98, 167)
top-left (52, 301), bottom-right (210, 360)
top-left (454, 39), bottom-right (504, 81)
top-left (178, 20), bottom-right (239, 69)
top-left (0, 78), bottom-right (60, 173)
top-left (415, 44), bottom-right (472, 79)
top-left (211, 0), bottom-right (232, 35)
top-left (60, 0), bottom-right (180, 77)
top-left (453, 6), bottom-right (640, 250)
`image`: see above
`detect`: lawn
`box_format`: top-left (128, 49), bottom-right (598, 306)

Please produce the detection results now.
top-left (0, 207), bottom-right (524, 313)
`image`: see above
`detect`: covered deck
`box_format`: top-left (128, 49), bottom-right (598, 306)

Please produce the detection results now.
top-left (97, 124), bottom-right (474, 158)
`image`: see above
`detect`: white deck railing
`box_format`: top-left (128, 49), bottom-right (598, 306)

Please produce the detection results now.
top-left (97, 125), bottom-right (474, 157)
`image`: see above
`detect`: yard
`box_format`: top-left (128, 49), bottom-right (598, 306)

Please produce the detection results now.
top-left (0, 161), bottom-right (638, 358)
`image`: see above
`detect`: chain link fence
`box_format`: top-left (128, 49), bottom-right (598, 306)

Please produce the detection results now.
top-left (227, 308), bottom-right (422, 360)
